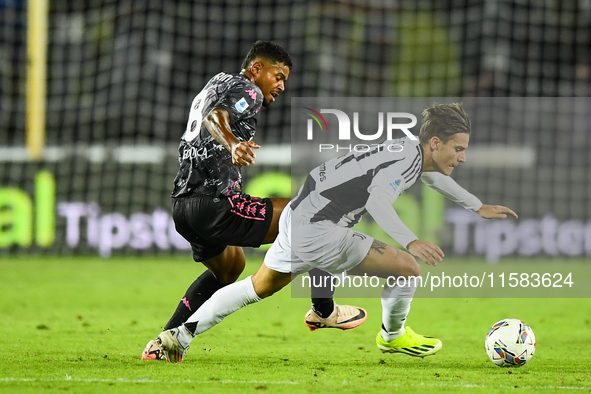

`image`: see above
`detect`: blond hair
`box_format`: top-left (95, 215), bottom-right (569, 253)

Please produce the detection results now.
top-left (419, 103), bottom-right (471, 145)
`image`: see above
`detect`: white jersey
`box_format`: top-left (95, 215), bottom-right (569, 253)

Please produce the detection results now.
top-left (291, 136), bottom-right (482, 248)
top-left (265, 136), bottom-right (482, 274)
top-left (292, 137), bottom-right (422, 226)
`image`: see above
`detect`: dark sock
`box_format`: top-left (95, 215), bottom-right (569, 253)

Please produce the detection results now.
top-left (309, 268), bottom-right (335, 318)
top-left (163, 270), bottom-right (224, 329)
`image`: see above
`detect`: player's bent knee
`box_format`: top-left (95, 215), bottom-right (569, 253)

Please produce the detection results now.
top-left (410, 260), bottom-right (421, 277)
top-left (210, 268), bottom-right (241, 285)
top-left (252, 264), bottom-right (291, 299)
top-left (399, 254), bottom-right (420, 278)
top-left (251, 276), bottom-right (277, 299)
top-left (221, 258), bottom-right (245, 284)
top-left (253, 285), bottom-right (276, 299)
top-left (204, 248), bottom-right (246, 285)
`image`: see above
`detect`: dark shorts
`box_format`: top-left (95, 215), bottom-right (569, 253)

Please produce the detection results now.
top-left (172, 193), bottom-right (274, 262)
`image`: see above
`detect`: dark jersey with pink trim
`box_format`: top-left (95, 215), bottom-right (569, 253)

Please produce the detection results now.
top-left (172, 72), bottom-right (263, 197)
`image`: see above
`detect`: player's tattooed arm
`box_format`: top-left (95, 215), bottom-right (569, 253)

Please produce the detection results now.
top-left (203, 107), bottom-right (259, 166)
top-left (370, 239), bottom-right (387, 255)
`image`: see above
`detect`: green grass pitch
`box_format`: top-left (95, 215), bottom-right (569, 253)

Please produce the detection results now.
top-left (0, 256), bottom-right (590, 393)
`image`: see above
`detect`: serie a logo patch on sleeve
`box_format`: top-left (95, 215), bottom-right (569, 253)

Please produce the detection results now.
top-left (235, 97), bottom-right (249, 113)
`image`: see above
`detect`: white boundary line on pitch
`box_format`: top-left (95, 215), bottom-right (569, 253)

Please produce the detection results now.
top-left (1, 377), bottom-right (590, 390)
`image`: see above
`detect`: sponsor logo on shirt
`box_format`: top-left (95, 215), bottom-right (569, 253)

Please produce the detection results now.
top-left (389, 179), bottom-right (402, 192)
top-left (245, 89), bottom-right (257, 100)
top-left (235, 97), bottom-right (249, 113)
top-left (182, 146), bottom-right (210, 161)
top-left (318, 163), bottom-right (327, 182)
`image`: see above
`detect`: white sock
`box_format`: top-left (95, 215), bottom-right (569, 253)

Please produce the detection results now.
top-left (380, 277), bottom-right (418, 342)
top-left (177, 276), bottom-right (261, 348)
top-left (176, 325), bottom-right (194, 349)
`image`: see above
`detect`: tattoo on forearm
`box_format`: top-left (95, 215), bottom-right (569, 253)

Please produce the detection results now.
top-left (370, 239), bottom-right (387, 255)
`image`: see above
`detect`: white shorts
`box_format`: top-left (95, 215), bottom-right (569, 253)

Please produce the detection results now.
top-left (264, 202), bottom-right (374, 275)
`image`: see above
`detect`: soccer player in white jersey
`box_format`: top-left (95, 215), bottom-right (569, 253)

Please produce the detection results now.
top-left (154, 103), bottom-right (518, 362)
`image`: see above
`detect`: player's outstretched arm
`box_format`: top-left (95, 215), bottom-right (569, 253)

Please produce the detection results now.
top-left (365, 188), bottom-right (444, 267)
top-left (477, 204), bottom-right (518, 219)
top-left (203, 106), bottom-right (260, 166)
top-left (420, 172), bottom-right (482, 212)
top-left (421, 173), bottom-right (518, 220)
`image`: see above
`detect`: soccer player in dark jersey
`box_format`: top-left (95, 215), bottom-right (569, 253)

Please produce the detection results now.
top-left (142, 41), bottom-right (366, 360)
top-left (152, 103), bottom-right (519, 363)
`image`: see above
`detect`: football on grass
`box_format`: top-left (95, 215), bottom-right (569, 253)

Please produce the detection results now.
top-left (485, 318), bottom-right (536, 367)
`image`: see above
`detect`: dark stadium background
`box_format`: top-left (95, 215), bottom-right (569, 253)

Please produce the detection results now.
top-left (1, 0), bottom-right (590, 258)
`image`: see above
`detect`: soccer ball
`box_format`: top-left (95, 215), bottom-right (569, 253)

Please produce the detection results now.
top-left (485, 318), bottom-right (536, 367)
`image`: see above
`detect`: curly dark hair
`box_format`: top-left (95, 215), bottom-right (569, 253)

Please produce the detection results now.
top-left (419, 103), bottom-right (471, 145)
top-left (241, 40), bottom-right (292, 70)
